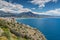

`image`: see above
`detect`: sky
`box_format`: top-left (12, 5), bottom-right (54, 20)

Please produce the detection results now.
top-left (0, 0), bottom-right (60, 16)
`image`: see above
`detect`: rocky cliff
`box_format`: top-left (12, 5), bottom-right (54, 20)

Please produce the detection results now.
top-left (0, 18), bottom-right (46, 40)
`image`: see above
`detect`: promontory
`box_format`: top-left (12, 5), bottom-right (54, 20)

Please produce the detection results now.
top-left (0, 18), bottom-right (46, 40)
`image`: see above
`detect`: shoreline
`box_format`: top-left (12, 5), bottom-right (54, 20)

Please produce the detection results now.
top-left (0, 17), bottom-right (46, 40)
top-left (0, 17), bottom-right (60, 19)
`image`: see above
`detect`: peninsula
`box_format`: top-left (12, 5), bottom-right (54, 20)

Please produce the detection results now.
top-left (0, 18), bottom-right (46, 40)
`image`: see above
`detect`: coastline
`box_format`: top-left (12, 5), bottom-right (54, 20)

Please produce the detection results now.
top-left (0, 18), bottom-right (46, 40)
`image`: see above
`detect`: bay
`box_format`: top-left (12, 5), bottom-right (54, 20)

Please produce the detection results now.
top-left (16, 18), bottom-right (60, 40)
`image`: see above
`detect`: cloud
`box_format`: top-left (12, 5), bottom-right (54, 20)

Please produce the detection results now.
top-left (32, 8), bottom-right (60, 16)
top-left (0, 0), bottom-right (31, 13)
top-left (0, 0), bottom-right (59, 16)
top-left (30, 0), bottom-right (57, 8)
top-left (46, 8), bottom-right (60, 16)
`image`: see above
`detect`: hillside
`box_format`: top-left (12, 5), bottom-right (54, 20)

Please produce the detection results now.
top-left (0, 11), bottom-right (52, 18)
top-left (0, 18), bottom-right (46, 40)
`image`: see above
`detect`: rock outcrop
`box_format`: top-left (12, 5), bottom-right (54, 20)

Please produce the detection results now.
top-left (0, 18), bottom-right (46, 40)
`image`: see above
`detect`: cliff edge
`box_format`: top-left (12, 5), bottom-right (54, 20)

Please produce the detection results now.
top-left (0, 18), bottom-right (46, 40)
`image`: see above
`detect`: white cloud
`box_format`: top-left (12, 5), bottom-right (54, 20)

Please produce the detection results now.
top-left (0, 0), bottom-right (59, 16)
top-left (46, 8), bottom-right (60, 16)
top-left (32, 8), bottom-right (60, 16)
top-left (0, 0), bottom-right (31, 13)
top-left (30, 0), bottom-right (57, 8)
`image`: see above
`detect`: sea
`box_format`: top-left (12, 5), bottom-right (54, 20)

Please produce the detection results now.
top-left (16, 18), bottom-right (60, 40)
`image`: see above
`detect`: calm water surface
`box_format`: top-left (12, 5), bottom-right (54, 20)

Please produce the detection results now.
top-left (16, 18), bottom-right (60, 40)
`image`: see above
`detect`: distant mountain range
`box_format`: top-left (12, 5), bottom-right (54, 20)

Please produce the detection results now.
top-left (0, 11), bottom-right (59, 18)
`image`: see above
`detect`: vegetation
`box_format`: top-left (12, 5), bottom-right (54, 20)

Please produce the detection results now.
top-left (0, 18), bottom-right (46, 40)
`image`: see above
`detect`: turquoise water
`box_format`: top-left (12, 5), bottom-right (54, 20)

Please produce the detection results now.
top-left (16, 18), bottom-right (60, 40)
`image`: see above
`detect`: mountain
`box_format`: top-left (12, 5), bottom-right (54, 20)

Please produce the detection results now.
top-left (0, 11), bottom-right (54, 18)
top-left (0, 11), bottom-right (39, 17)
top-left (0, 18), bottom-right (46, 40)
top-left (17, 12), bottom-right (40, 18)
top-left (0, 11), bottom-right (17, 17)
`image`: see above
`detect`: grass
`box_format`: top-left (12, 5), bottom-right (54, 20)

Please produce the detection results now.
top-left (0, 26), bottom-right (28, 40)
top-left (17, 37), bottom-right (27, 40)
top-left (2, 28), bottom-right (12, 40)
top-left (0, 36), bottom-right (8, 40)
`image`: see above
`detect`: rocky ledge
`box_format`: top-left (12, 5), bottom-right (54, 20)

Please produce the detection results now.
top-left (0, 18), bottom-right (46, 40)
